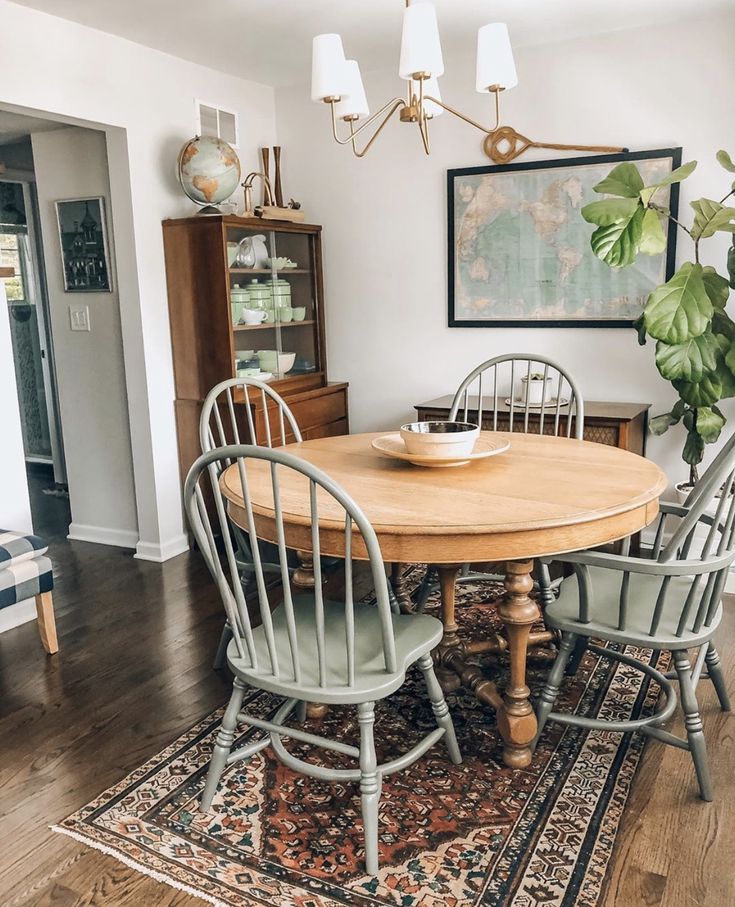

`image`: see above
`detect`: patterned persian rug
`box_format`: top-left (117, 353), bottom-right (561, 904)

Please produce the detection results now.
top-left (54, 568), bottom-right (666, 907)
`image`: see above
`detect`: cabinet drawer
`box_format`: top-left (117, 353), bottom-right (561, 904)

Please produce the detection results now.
top-left (253, 387), bottom-right (348, 445)
top-left (304, 419), bottom-right (349, 441)
top-left (288, 389), bottom-right (347, 434)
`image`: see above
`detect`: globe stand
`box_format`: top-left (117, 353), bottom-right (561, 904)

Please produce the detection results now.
top-left (197, 205), bottom-right (223, 216)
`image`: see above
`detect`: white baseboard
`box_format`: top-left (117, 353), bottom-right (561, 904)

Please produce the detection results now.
top-left (135, 533), bottom-right (190, 563)
top-left (67, 522), bottom-right (138, 549)
top-left (0, 598), bottom-right (36, 633)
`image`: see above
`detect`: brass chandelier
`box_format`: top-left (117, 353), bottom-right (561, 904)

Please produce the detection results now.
top-left (311, 1), bottom-right (623, 164)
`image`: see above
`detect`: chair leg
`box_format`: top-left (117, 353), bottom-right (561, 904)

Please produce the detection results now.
top-left (418, 652), bottom-right (462, 764)
top-left (357, 701), bottom-right (380, 875)
top-left (35, 592), bottom-right (58, 654)
top-left (413, 566), bottom-right (436, 613)
top-left (201, 678), bottom-right (246, 812)
top-left (673, 650), bottom-right (713, 802)
top-left (296, 700), bottom-right (308, 723)
top-left (533, 632), bottom-right (577, 749)
top-left (704, 644), bottom-right (731, 712)
top-left (565, 637), bottom-right (589, 677)
top-left (213, 620), bottom-right (233, 671)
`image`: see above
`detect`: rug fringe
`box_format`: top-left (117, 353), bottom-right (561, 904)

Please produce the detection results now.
top-left (50, 825), bottom-right (230, 907)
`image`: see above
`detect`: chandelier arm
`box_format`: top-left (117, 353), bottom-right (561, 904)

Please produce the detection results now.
top-left (329, 97), bottom-right (406, 146)
top-left (417, 79), bottom-right (430, 155)
top-left (423, 96), bottom-right (494, 135)
top-left (345, 99), bottom-right (406, 158)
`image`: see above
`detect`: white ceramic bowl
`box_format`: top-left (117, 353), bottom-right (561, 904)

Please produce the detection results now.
top-left (257, 350), bottom-right (296, 375)
top-left (399, 421), bottom-right (480, 458)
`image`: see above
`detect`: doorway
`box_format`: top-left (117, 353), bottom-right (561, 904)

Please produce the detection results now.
top-left (0, 146), bottom-right (70, 538)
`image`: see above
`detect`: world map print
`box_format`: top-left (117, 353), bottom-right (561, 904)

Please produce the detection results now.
top-left (451, 156), bottom-right (674, 324)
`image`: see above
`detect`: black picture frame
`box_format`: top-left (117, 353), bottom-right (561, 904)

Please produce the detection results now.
top-left (447, 148), bottom-right (682, 328)
top-left (55, 196), bottom-right (113, 293)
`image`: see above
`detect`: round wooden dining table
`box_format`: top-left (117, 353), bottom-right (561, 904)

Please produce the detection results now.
top-left (220, 430), bottom-right (667, 769)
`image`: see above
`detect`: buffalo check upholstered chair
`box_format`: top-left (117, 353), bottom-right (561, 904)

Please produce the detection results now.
top-left (0, 529), bottom-right (58, 654)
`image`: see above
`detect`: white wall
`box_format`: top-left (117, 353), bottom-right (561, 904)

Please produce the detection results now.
top-left (276, 13), bottom-right (735, 488)
top-left (0, 0), bottom-right (277, 560)
top-left (31, 127), bottom-right (138, 548)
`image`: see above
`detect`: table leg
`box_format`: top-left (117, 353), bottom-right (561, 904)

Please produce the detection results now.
top-left (496, 559), bottom-right (541, 769)
top-left (292, 549), bottom-right (318, 590)
top-left (434, 565), bottom-right (463, 692)
top-left (390, 562), bottom-right (414, 613)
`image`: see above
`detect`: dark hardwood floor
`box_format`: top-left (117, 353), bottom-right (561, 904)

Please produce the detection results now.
top-left (1, 470), bottom-right (734, 905)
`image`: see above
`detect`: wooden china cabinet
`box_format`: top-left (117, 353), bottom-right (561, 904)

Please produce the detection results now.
top-left (162, 215), bottom-right (349, 487)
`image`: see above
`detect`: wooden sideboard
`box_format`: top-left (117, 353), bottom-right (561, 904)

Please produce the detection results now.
top-left (414, 397), bottom-right (651, 456)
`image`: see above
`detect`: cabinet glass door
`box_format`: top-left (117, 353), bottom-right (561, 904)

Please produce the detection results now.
top-left (226, 224), bottom-right (321, 384)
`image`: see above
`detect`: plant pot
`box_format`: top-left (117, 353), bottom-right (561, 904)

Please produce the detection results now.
top-left (675, 481), bottom-right (694, 506)
top-left (520, 375), bottom-right (551, 406)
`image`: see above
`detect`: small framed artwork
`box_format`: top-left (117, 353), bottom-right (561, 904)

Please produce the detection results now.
top-left (447, 148), bottom-right (681, 328)
top-left (55, 197), bottom-right (112, 292)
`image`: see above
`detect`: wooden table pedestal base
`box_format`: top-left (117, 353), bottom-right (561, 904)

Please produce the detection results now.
top-left (434, 561), bottom-right (541, 768)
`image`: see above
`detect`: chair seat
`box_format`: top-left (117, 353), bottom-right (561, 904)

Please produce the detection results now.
top-left (545, 566), bottom-right (723, 650)
top-left (0, 529), bottom-right (48, 568)
top-left (0, 555), bottom-right (53, 609)
top-left (228, 595), bottom-right (443, 704)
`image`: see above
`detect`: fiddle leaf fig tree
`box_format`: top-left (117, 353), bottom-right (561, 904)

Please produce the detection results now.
top-left (581, 152), bottom-right (735, 486)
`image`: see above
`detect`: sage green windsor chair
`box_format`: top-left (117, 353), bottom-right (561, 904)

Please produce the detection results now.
top-left (413, 353), bottom-right (584, 611)
top-left (185, 444), bottom-right (462, 875)
top-left (534, 431), bottom-right (735, 801)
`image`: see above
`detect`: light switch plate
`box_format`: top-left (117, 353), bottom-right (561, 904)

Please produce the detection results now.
top-left (69, 303), bottom-right (90, 332)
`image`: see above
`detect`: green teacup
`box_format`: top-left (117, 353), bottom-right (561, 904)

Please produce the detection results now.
top-left (278, 307), bottom-right (294, 323)
top-left (292, 306), bottom-right (306, 321)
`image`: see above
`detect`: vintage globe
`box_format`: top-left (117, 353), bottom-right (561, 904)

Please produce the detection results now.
top-left (177, 135), bottom-right (241, 211)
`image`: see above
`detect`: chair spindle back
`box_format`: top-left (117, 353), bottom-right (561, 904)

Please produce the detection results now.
top-left (575, 431), bottom-right (735, 639)
top-left (185, 445), bottom-right (397, 690)
top-left (448, 354), bottom-right (584, 439)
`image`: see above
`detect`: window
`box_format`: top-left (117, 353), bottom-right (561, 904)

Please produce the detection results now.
top-left (196, 101), bottom-right (239, 148)
top-left (0, 233), bottom-right (25, 301)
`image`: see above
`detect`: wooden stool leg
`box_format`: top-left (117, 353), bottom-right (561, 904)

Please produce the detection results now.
top-left (496, 560), bottom-right (539, 768)
top-left (35, 591), bottom-right (58, 654)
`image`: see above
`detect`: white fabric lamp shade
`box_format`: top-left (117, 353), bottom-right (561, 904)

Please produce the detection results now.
top-left (422, 76), bottom-right (444, 118)
top-left (399, 3), bottom-right (444, 79)
top-left (334, 60), bottom-right (370, 120)
top-left (311, 34), bottom-right (350, 101)
top-left (476, 23), bottom-right (518, 92)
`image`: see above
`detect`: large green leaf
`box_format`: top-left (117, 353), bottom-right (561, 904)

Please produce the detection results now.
top-left (728, 240), bottom-right (735, 290)
top-left (592, 162), bottom-right (644, 198)
top-left (673, 373), bottom-right (722, 406)
top-left (701, 266), bottom-right (730, 309)
top-left (725, 342), bottom-right (735, 375)
top-left (713, 310), bottom-right (735, 340)
top-left (649, 400), bottom-right (687, 436)
top-left (581, 197), bottom-right (640, 226)
top-left (696, 406), bottom-right (726, 443)
top-left (715, 359), bottom-right (735, 399)
top-left (683, 429), bottom-right (705, 466)
top-left (649, 413), bottom-right (675, 435)
top-left (639, 208), bottom-right (667, 255)
top-left (717, 150), bottom-right (735, 173)
top-left (648, 160), bottom-right (697, 190)
top-left (655, 332), bottom-right (719, 382)
top-left (590, 207), bottom-right (644, 268)
top-left (691, 198), bottom-right (735, 239)
top-left (644, 262), bottom-right (713, 343)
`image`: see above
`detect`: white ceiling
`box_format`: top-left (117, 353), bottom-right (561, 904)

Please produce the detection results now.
top-left (0, 110), bottom-right (66, 145)
top-left (8, 0), bottom-right (732, 87)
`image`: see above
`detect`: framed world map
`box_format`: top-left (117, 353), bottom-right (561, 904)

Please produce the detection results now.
top-left (448, 148), bottom-right (681, 328)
